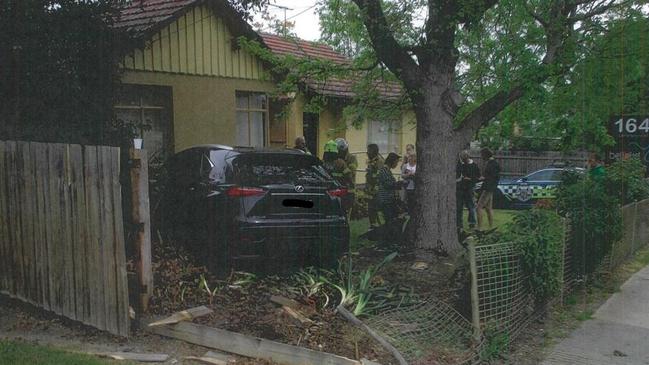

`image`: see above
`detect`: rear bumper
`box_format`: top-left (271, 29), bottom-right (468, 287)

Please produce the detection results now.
top-left (229, 219), bottom-right (350, 262)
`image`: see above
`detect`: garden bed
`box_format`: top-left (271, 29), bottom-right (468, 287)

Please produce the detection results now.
top-left (147, 229), bottom-right (467, 365)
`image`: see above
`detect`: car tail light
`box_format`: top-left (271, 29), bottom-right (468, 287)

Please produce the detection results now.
top-left (226, 186), bottom-right (266, 197)
top-left (327, 187), bottom-right (348, 198)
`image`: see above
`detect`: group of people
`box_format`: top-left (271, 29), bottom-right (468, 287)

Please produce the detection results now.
top-left (456, 147), bottom-right (501, 231)
top-left (294, 136), bottom-right (500, 238)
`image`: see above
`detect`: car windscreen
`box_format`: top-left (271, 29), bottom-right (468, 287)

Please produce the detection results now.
top-left (230, 154), bottom-right (332, 185)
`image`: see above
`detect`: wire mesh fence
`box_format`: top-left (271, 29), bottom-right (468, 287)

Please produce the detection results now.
top-left (363, 297), bottom-right (483, 365)
top-left (610, 199), bottom-right (649, 269)
top-left (472, 198), bottom-right (649, 343)
top-left (472, 241), bottom-right (535, 339)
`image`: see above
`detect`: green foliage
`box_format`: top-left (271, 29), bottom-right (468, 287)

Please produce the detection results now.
top-left (476, 14), bottom-right (649, 151)
top-left (287, 252), bottom-right (413, 317)
top-left (0, 0), bottom-right (135, 145)
top-left (479, 328), bottom-right (510, 362)
top-left (605, 157), bottom-right (649, 205)
top-left (556, 174), bottom-right (623, 276)
top-left (504, 209), bottom-right (564, 302)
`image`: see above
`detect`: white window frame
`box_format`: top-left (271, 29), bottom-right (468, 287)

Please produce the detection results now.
top-left (368, 119), bottom-right (402, 155)
top-left (235, 91), bottom-right (268, 147)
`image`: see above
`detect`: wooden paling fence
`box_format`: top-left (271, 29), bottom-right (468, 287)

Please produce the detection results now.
top-left (0, 141), bottom-right (129, 337)
top-left (469, 150), bottom-right (589, 177)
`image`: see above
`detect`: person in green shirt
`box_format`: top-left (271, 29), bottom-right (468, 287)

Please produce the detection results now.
top-left (588, 152), bottom-right (606, 180)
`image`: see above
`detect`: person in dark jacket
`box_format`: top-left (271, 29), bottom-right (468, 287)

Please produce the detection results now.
top-left (456, 150), bottom-right (480, 230)
top-left (377, 152), bottom-right (406, 245)
top-left (477, 148), bottom-right (501, 230)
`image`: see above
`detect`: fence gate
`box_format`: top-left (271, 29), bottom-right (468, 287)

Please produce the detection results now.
top-left (0, 141), bottom-right (129, 337)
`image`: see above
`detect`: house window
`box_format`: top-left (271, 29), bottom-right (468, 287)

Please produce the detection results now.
top-left (236, 91), bottom-right (267, 147)
top-left (114, 84), bottom-right (173, 161)
top-left (368, 120), bottom-right (401, 155)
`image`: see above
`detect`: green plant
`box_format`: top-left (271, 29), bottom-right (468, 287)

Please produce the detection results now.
top-left (504, 209), bottom-right (564, 303)
top-left (556, 173), bottom-right (623, 276)
top-left (330, 252), bottom-right (398, 316)
top-left (479, 328), bottom-right (510, 361)
top-left (605, 157), bottom-right (649, 205)
top-left (198, 274), bottom-right (219, 306)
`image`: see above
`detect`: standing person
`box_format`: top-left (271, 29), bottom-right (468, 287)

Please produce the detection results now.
top-left (322, 140), bottom-right (339, 175)
top-left (456, 150), bottom-right (480, 230)
top-left (294, 136), bottom-right (311, 154)
top-left (476, 148), bottom-right (500, 230)
top-left (401, 144), bottom-right (415, 172)
top-left (365, 143), bottom-right (384, 229)
top-left (334, 138), bottom-right (358, 214)
top-left (587, 152), bottom-right (606, 180)
top-left (401, 153), bottom-right (417, 216)
top-left (377, 152), bottom-right (406, 245)
top-left (400, 144), bottom-right (415, 203)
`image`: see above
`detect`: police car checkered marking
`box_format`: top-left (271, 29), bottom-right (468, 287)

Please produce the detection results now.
top-left (498, 184), bottom-right (557, 201)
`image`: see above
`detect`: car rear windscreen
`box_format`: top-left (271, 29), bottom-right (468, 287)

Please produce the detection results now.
top-left (230, 154), bottom-right (332, 185)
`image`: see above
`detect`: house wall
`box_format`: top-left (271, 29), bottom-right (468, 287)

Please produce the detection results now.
top-left (345, 111), bottom-right (417, 185)
top-left (121, 71), bottom-right (275, 152)
top-left (122, 5), bottom-right (266, 80)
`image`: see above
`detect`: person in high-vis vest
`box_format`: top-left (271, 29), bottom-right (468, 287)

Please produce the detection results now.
top-left (333, 138), bottom-right (357, 215)
top-left (323, 140), bottom-right (339, 174)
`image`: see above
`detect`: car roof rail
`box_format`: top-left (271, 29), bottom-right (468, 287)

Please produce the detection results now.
top-left (178, 144), bottom-right (234, 153)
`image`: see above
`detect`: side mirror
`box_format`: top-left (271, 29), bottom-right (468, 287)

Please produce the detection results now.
top-left (520, 177), bottom-right (528, 182)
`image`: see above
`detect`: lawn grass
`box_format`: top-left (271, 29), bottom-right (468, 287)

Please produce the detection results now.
top-left (0, 340), bottom-right (127, 365)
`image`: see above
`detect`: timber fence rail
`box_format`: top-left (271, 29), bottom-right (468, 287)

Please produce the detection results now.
top-left (469, 198), bottom-right (649, 342)
top-left (468, 150), bottom-right (589, 177)
top-left (0, 141), bottom-right (130, 337)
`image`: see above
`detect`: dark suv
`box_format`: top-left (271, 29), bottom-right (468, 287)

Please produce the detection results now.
top-left (165, 145), bottom-right (349, 274)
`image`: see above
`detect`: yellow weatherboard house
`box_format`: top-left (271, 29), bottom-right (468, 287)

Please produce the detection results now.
top-left (114, 0), bottom-right (415, 181)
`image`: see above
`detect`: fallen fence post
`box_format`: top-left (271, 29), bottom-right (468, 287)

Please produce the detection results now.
top-left (336, 305), bottom-right (408, 365)
top-left (148, 321), bottom-right (370, 365)
top-left (467, 237), bottom-right (482, 342)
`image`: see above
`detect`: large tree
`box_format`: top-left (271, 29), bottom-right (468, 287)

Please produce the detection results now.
top-left (239, 0), bottom-right (643, 254)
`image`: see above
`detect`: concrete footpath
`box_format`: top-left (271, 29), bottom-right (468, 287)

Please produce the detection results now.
top-left (541, 265), bottom-right (649, 365)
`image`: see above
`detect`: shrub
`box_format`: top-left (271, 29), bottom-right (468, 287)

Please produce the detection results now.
top-left (350, 189), bottom-right (370, 220)
top-left (503, 209), bottom-right (564, 303)
top-left (605, 157), bottom-right (649, 205)
top-left (556, 174), bottom-right (622, 276)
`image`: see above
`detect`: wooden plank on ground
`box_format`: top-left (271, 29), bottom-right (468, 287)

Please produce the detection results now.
top-left (148, 306), bottom-right (213, 327)
top-left (96, 352), bottom-right (169, 362)
top-left (149, 322), bottom-right (362, 365)
top-left (109, 147), bottom-right (129, 337)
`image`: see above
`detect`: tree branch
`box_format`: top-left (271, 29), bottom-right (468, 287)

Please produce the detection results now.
top-left (351, 0), bottom-right (422, 88)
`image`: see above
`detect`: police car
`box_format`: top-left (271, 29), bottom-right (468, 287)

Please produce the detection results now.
top-left (490, 166), bottom-right (584, 209)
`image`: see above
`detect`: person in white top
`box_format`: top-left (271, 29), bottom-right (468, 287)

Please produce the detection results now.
top-left (401, 153), bottom-right (417, 215)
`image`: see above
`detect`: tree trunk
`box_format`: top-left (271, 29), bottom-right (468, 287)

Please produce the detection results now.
top-left (411, 85), bottom-right (464, 255)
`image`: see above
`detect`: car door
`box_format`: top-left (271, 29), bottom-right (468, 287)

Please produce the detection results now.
top-left (516, 169), bottom-right (556, 202)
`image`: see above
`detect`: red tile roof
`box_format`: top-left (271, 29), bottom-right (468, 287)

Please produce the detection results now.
top-left (307, 78), bottom-right (403, 100)
top-left (114, 2), bottom-right (403, 100)
top-left (259, 33), bottom-right (403, 99)
top-left (114, 0), bottom-right (198, 34)
top-left (259, 33), bottom-right (349, 65)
